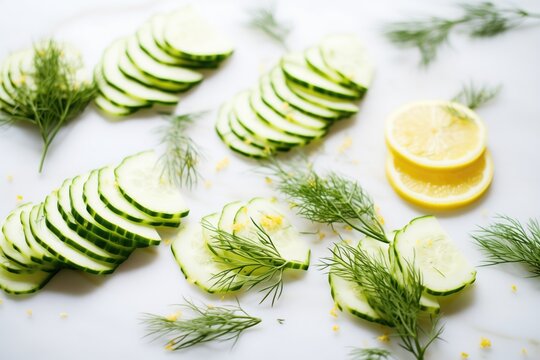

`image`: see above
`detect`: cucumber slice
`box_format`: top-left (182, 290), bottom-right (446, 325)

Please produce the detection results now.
top-left (171, 214), bottom-right (242, 293)
top-left (117, 48), bottom-right (191, 93)
top-left (94, 95), bottom-right (136, 117)
top-left (250, 90), bottom-right (326, 140)
top-left (139, 19), bottom-right (219, 68)
top-left (259, 74), bottom-right (329, 130)
top-left (163, 7), bottom-right (233, 61)
top-left (218, 200), bottom-right (245, 233)
top-left (2, 204), bottom-right (40, 268)
top-left (233, 198), bottom-right (310, 270)
top-left (43, 192), bottom-right (125, 265)
top-left (393, 215), bottom-right (477, 296)
top-left (57, 178), bottom-right (135, 257)
top-left (304, 47), bottom-right (344, 85)
top-left (0, 60), bottom-right (16, 110)
top-left (229, 109), bottom-right (278, 153)
top-left (29, 205), bottom-right (117, 274)
top-left (329, 273), bottom-right (390, 326)
top-left (269, 68), bottom-right (341, 120)
top-left (95, 63), bottom-right (149, 109)
top-left (234, 91), bottom-right (306, 147)
top-left (69, 175), bottom-right (139, 249)
top-left (102, 39), bottom-right (179, 105)
top-left (21, 205), bottom-right (59, 266)
top-left (98, 166), bottom-right (180, 227)
top-left (281, 53), bottom-right (361, 100)
top-left (84, 170), bottom-right (161, 247)
top-left (320, 34), bottom-right (374, 91)
top-left (287, 82), bottom-right (359, 115)
top-left (215, 101), bottom-right (271, 158)
top-left (125, 36), bottom-right (203, 86)
top-left (115, 150), bottom-right (190, 219)
top-left (0, 266), bottom-right (57, 295)
top-left (420, 292), bottom-right (440, 314)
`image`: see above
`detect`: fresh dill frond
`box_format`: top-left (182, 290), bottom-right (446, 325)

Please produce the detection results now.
top-left (349, 347), bottom-right (392, 360)
top-left (0, 40), bottom-right (96, 172)
top-left (472, 215), bottom-right (540, 277)
top-left (445, 81), bottom-right (502, 120)
top-left (320, 242), bottom-right (443, 360)
top-left (246, 2), bottom-right (291, 50)
top-left (157, 111), bottom-right (205, 188)
top-left (201, 218), bottom-right (289, 305)
top-left (452, 82), bottom-right (502, 110)
top-left (264, 160), bottom-right (388, 243)
top-left (384, 2), bottom-right (540, 66)
top-left (141, 298), bottom-right (261, 351)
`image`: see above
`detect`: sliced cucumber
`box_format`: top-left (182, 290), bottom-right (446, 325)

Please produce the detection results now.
top-left (281, 53), bottom-right (361, 100)
top-left (269, 68), bottom-right (341, 120)
top-left (218, 200), bottom-right (245, 233)
top-left (84, 170), bottom-right (161, 247)
top-left (304, 46), bottom-right (344, 85)
top-left (43, 192), bottom-right (125, 265)
top-left (215, 101), bottom-right (270, 158)
top-left (259, 74), bottom-right (330, 130)
top-left (329, 273), bottom-right (391, 326)
top-left (2, 204), bottom-right (40, 269)
top-left (234, 91), bottom-right (306, 147)
top-left (102, 39), bottom-right (179, 105)
top-left (250, 90), bottom-right (326, 140)
top-left (0, 266), bottom-right (57, 295)
top-left (287, 82), bottom-right (359, 115)
top-left (171, 214), bottom-right (242, 293)
top-left (21, 205), bottom-right (59, 266)
top-left (57, 178), bottom-right (135, 257)
top-left (94, 95), bottom-right (136, 117)
top-left (139, 19), bottom-right (219, 68)
top-left (115, 150), bottom-right (190, 220)
top-left (98, 166), bottom-right (180, 227)
top-left (393, 215), bottom-right (477, 296)
top-left (233, 198), bottom-right (311, 270)
top-left (126, 35), bottom-right (203, 86)
top-left (69, 175), bottom-right (139, 249)
top-left (95, 63), bottom-right (150, 110)
top-left (320, 34), bottom-right (374, 91)
top-left (163, 7), bottom-right (233, 61)
top-left (0, 230), bottom-right (35, 274)
top-left (29, 205), bottom-right (118, 274)
top-left (229, 109), bottom-right (278, 153)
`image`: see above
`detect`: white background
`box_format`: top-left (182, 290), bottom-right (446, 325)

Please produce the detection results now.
top-left (0, 0), bottom-right (539, 359)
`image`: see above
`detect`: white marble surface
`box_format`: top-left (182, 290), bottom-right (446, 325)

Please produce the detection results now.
top-left (0, 0), bottom-right (539, 359)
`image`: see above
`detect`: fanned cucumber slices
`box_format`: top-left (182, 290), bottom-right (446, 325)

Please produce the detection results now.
top-left (0, 150), bottom-right (187, 295)
top-left (216, 35), bottom-right (372, 158)
top-left (329, 216), bottom-right (474, 325)
top-left (95, 7), bottom-right (232, 117)
top-left (171, 198), bottom-right (310, 301)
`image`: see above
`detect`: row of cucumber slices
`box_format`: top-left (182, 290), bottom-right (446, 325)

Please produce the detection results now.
top-left (0, 151), bottom-right (187, 295)
top-left (216, 34), bottom-right (373, 158)
top-left (171, 198), bottom-right (310, 294)
top-left (95, 7), bottom-right (233, 117)
top-left (330, 216), bottom-right (477, 324)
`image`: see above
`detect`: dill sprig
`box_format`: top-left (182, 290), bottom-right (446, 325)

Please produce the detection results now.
top-left (141, 298), bottom-right (261, 351)
top-left (247, 3), bottom-right (291, 50)
top-left (320, 242), bottom-right (443, 360)
top-left (157, 112), bottom-right (205, 188)
top-left (445, 81), bottom-right (502, 120)
top-left (202, 218), bottom-right (290, 305)
top-left (0, 40), bottom-right (96, 172)
top-left (472, 215), bottom-right (540, 277)
top-left (265, 160), bottom-right (388, 243)
top-left (384, 2), bottom-right (540, 66)
top-left (349, 347), bottom-right (392, 360)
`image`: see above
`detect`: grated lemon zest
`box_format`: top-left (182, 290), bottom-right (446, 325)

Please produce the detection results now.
top-left (215, 157), bottom-right (230, 172)
top-left (480, 337), bottom-right (491, 349)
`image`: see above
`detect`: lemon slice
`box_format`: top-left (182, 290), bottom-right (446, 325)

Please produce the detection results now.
top-left (385, 101), bottom-right (487, 169)
top-left (386, 151), bottom-right (494, 210)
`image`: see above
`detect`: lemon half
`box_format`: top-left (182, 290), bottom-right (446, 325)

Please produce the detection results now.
top-left (386, 151), bottom-right (494, 210)
top-left (385, 101), bottom-right (487, 170)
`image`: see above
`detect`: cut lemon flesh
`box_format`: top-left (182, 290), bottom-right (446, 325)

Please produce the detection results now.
top-left (386, 151), bottom-right (494, 209)
top-left (385, 101), bottom-right (486, 169)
